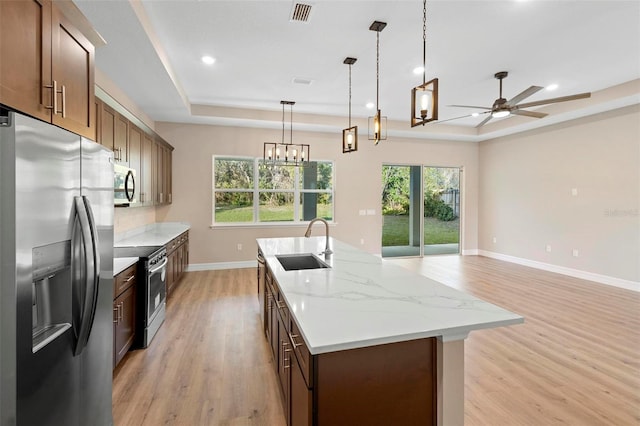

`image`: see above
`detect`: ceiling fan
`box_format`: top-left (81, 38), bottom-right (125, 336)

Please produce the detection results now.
top-left (443, 71), bottom-right (591, 127)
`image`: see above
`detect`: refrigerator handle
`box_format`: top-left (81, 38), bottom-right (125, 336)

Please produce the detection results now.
top-left (72, 196), bottom-right (99, 356)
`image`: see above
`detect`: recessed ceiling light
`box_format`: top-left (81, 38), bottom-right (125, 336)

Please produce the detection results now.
top-left (471, 112), bottom-right (479, 117)
top-left (413, 66), bottom-right (424, 75)
top-left (366, 102), bottom-right (375, 109)
top-left (546, 83), bottom-right (559, 91)
top-left (201, 55), bottom-right (215, 65)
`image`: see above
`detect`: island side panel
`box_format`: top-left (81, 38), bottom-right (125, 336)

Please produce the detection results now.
top-left (437, 339), bottom-right (465, 426)
top-left (314, 338), bottom-right (437, 425)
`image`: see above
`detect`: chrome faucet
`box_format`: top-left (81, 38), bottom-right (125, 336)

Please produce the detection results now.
top-left (304, 218), bottom-right (332, 255)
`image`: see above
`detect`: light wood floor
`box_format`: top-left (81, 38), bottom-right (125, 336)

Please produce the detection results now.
top-left (112, 257), bottom-right (640, 425)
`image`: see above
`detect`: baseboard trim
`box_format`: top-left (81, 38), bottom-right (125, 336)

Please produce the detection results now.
top-left (462, 249), bottom-right (479, 256)
top-left (186, 260), bottom-right (256, 272)
top-left (477, 250), bottom-right (639, 292)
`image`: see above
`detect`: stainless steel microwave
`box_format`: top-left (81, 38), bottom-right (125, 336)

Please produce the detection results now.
top-left (114, 164), bottom-right (137, 207)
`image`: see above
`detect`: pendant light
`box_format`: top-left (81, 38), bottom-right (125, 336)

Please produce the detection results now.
top-left (368, 21), bottom-right (387, 145)
top-left (263, 101), bottom-right (310, 166)
top-left (342, 57), bottom-right (358, 153)
top-left (411, 0), bottom-right (438, 127)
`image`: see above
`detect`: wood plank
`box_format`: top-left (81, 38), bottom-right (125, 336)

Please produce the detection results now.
top-left (113, 256), bottom-right (640, 425)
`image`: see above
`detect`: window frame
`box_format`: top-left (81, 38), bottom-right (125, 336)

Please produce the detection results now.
top-left (212, 156), bottom-right (335, 227)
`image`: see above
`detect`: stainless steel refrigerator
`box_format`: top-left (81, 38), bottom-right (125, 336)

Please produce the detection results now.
top-left (0, 110), bottom-right (114, 425)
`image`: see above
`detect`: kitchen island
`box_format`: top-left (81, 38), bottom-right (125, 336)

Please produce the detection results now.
top-left (257, 236), bottom-right (523, 426)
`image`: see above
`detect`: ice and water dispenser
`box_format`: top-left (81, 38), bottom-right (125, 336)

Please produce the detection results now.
top-left (31, 241), bottom-right (72, 353)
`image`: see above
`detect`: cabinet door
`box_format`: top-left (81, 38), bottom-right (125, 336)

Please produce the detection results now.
top-left (290, 351), bottom-right (312, 426)
top-left (154, 140), bottom-right (164, 203)
top-left (166, 249), bottom-right (176, 298)
top-left (141, 134), bottom-right (153, 205)
top-left (94, 97), bottom-right (102, 144)
top-left (164, 147), bottom-right (172, 204)
top-left (128, 124), bottom-right (142, 187)
top-left (100, 102), bottom-right (115, 150)
top-left (0, 0), bottom-right (52, 122)
top-left (114, 112), bottom-right (128, 165)
top-left (114, 284), bottom-right (136, 368)
top-left (51, 4), bottom-right (94, 139)
top-left (277, 318), bottom-right (291, 426)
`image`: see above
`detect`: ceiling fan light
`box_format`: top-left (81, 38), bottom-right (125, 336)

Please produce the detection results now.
top-left (493, 110), bottom-right (510, 118)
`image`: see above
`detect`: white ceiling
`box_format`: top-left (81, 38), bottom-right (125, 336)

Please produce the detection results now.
top-left (74, 0), bottom-right (640, 140)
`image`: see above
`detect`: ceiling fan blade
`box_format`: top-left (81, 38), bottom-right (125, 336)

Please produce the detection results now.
top-left (435, 111), bottom-right (490, 124)
top-left (506, 86), bottom-right (544, 107)
top-left (511, 109), bottom-right (548, 119)
top-left (475, 114), bottom-right (493, 128)
top-left (516, 92), bottom-right (591, 109)
top-left (448, 105), bottom-right (493, 110)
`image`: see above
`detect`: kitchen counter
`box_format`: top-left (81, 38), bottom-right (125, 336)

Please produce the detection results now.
top-left (113, 257), bottom-right (138, 276)
top-left (258, 236), bottom-right (523, 355)
top-left (115, 222), bottom-right (190, 247)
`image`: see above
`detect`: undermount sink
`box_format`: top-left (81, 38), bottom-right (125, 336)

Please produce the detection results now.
top-left (276, 253), bottom-right (330, 271)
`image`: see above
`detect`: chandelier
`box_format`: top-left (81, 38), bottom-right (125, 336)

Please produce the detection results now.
top-left (263, 101), bottom-right (310, 166)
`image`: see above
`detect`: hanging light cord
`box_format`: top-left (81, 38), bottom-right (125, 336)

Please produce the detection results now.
top-left (290, 103), bottom-right (293, 144)
top-left (376, 30), bottom-right (380, 111)
top-left (348, 63), bottom-right (352, 128)
top-left (281, 102), bottom-right (285, 145)
top-left (422, 0), bottom-right (427, 85)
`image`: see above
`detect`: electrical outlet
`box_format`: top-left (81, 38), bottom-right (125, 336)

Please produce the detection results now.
top-left (492, 237), bottom-right (497, 243)
top-left (366, 209), bottom-right (375, 215)
top-left (572, 249), bottom-right (579, 257)
top-left (237, 243), bottom-right (242, 251)
top-left (359, 209), bottom-right (366, 216)
top-left (360, 238), bottom-right (365, 245)
top-left (571, 188), bottom-right (578, 196)
top-left (546, 245), bottom-right (552, 253)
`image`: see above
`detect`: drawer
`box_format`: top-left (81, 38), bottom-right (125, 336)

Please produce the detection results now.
top-left (290, 319), bottom-right (313, 388)
top-left (114, 263), bottom-right (136, 298)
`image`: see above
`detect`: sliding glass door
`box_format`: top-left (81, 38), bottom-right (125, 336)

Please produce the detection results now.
top-left (423, 167), bottom-right (460, 255)
top-left (381, 165), bottom-right (422, 258)
top-left (381, 165), bottom-right (461, 258)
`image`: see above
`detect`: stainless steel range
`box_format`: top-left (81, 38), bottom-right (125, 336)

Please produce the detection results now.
top-left (114, 246), bottom-right (167, 348)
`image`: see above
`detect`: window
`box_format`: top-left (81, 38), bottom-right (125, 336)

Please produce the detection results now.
top-left (213, 157), bottom-right (334, 225)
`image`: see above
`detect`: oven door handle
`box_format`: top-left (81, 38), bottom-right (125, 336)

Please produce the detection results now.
top-left (149, 257), bottom-right (168, 274)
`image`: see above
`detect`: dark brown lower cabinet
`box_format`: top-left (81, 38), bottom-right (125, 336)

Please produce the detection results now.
top-left (290, 349), bottom-right (312, 426)
top-left (166, 231), bottom-right (189, 298)
top-left (113, 276), bottom-right (136, 368)
top-left (262, 258), bottom-right (437, 426)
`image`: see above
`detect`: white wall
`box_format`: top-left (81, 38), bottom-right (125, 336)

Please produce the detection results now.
top-left (155, 121), bottom-right (479, 266)
top-left (478, 105), bottom-right (640, 284)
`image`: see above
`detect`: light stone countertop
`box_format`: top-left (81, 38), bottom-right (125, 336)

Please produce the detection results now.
top-left (113, 257), bottom-right (138, 276)
top-left (114, 222), bottom-right (190, 248)
top-left (257, 236), bottom-right (524, 355)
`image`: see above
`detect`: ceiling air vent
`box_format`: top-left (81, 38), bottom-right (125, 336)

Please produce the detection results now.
top-left (290, 2), bottom-right (313, 23)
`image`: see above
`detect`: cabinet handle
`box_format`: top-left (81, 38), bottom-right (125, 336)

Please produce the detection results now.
top-left (289, 332), bottom-right (303, 349)
top-left (44, 81), bottom-right (58, 114)
top-left (124, 274), bottom-right (135, 283)
top-left (276, 300), bottom-right (287, 310)
top-left (60, 85), bottom-right (66, 118)
top-left (113, 306), bottom-right (119, 324)
top-left (118, 302), bottom-right (123, 323)
top-left (281, 341), bottom-right (291, 369)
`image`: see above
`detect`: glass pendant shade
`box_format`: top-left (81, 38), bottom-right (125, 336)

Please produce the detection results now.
top-left (342, 126), bottom-right (358, 153)
top-left (411, 78), bottom-right (439, 127)
top-left (368, 110), bottom-right (387, 145)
